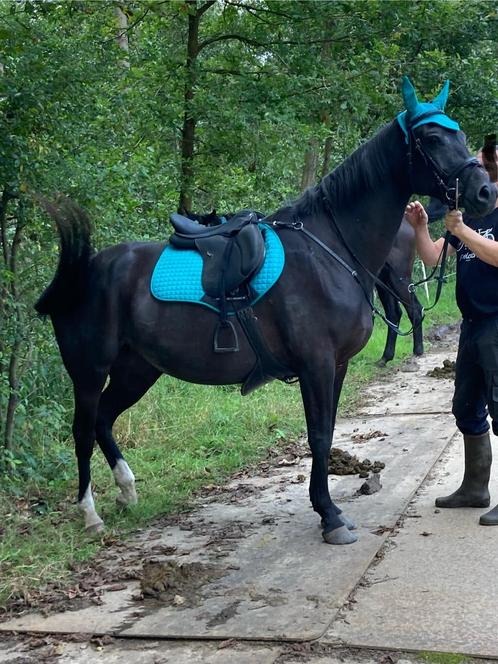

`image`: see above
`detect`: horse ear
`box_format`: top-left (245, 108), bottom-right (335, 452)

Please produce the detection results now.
top-left (402, 76), bottom-right (419, 116)
top-left (432, 80), bottom-right (450, 110)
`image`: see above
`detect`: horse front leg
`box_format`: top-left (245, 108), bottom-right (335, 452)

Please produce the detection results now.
top-left (330, 361), bottom-right (357, 532)
top-left (300, 361), bottom-right (358, 545)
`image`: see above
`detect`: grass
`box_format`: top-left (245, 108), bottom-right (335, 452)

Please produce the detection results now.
top-left (0, 279), bottom-right (460, 609)
top-left (418, 652), bottom-right (470, 664)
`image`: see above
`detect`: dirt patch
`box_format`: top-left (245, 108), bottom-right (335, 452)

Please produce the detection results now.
top-left (427, 359), bottom-right (456, 379)
top-left (351, 430), bottom-right (388, 443)
top-left (426, 322), bottom-right (460, 342)
top-left (329, 448), bottom-right (385, 477)
top-left (206, 600), bottom-right (241, 627)
top-left (140, 559), bottom-right (225, 608)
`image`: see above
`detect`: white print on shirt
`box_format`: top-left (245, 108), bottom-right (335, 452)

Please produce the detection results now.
top-left (457, 228), bottom-right (495, 261)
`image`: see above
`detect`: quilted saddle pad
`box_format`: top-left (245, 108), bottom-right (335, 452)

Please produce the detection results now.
top-left (150, 223), bottom-right (285, 314)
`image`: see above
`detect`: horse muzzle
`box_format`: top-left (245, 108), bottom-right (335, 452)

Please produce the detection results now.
top-left (463, 171), bottom-right (497, 218)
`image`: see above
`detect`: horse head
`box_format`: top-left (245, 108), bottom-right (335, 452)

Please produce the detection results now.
top-left (398, 76), bottom-right (496, 217)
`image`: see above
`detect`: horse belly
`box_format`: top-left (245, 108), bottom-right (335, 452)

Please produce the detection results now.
top-left (127, 301), bottom-right (257, 385)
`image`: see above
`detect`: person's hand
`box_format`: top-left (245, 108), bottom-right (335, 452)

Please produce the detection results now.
top-left (444, 209), bottom-right (464, 235)
top-left (404, 201), bottom-right (428, 229)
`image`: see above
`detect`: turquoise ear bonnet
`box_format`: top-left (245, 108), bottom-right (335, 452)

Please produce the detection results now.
top-left (397, 76), bottom-right (460, 142)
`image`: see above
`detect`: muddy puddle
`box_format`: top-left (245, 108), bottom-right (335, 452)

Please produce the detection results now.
top-left (140, 560), bottom-right (226, 608)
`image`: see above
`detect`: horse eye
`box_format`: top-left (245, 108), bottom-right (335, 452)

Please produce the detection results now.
top-left (427, 135), bottom-right (441, 146)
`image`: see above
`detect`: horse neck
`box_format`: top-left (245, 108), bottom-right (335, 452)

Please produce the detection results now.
top-left (316, 121), bottom-right (412, 275)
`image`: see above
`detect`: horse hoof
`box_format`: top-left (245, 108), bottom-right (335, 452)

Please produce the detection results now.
top-left (339, 513), bottom-right (357, 530)
top-left (321, 515), bottom-right (357, 531)
top-left (85, 521), bottom-right (105, 537)
top-left (323, 525), bottom-right (358, 545)
top-left (376, 358), bottom-right (388, 368)
top-left (116, 493), bottom-right (137, 508)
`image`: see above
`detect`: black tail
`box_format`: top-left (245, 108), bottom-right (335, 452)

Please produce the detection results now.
top-left (35, 197), bottom-right (93, 315)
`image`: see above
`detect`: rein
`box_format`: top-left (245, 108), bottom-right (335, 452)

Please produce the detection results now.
top-left (273, 126), bottom-right (480, 337)
top-left (272, 218), bottom-right (416, 336)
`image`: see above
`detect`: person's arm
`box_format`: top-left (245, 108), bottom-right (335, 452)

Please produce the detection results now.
top-left (404, 200), bottom-right (456, 267)
top-left (445, 210), bottom-right (498, 267)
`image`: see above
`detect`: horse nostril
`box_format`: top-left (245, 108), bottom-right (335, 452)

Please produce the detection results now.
top-left (478, 185), bottom-right (491, 202)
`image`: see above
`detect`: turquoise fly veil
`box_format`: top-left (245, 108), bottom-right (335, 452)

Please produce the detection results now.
top-left (397, 76), bottom-right (460, 142)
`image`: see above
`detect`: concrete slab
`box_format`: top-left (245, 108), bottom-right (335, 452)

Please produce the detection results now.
top-left (324, 433), bottom-right (498, 658)
top-left (357, 350), bottom-right (455, 417)
top-left (0, 637), bottom-right (281, 664)
top-left (0, 415), bottom-right (455, 641)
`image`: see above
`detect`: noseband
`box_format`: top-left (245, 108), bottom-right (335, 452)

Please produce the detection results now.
top-left (407, 112), bottom-right (482, 209)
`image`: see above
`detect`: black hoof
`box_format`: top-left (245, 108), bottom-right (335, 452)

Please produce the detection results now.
top-left (323, 525), bottom-right (358, 545)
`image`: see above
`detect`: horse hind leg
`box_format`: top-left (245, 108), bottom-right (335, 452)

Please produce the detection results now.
top-left (95, 349), bottom-right (161, 508)
top-left (72, 373), bottom-right (108, 534)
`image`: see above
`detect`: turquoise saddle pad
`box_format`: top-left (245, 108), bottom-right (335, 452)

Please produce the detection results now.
top-left (150, 223), bottom-right (285, 313)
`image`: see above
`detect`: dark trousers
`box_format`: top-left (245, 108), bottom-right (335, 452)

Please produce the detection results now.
top-left (453, 317), bottom-right (498, 436)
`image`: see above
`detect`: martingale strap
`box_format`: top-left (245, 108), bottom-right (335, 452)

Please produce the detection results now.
top-left (272, 219), bottom-right (417, 337)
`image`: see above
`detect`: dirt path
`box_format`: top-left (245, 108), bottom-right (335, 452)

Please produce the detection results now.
top-left (4, 325), bottom-right (494, 663)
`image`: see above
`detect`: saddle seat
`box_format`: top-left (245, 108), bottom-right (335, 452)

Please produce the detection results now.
top-left (169, 211), bottom-right (266, 299)
top-left (170, 210), bottom-right (256, 238)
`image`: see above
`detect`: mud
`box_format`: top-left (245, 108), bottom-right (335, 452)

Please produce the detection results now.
top-left (140, 560), bottom-right (225, 608)
top-left (427, 359), bottom-right (456, 379)
top-left (426, 322), bottom-right (460, 342)
top-left (329, 448), bottom-right (385, 477)
top-left (350, 430), bottom-right (388, 443)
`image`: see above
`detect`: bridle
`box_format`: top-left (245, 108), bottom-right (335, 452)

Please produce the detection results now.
top-left (406, 110), bottom-right (482, 208)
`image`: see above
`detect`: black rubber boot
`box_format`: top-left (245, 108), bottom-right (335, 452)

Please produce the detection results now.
top-left (435, 432), bottom-right (492, 508)
top-left (479, 504), bottom-right (498, 525)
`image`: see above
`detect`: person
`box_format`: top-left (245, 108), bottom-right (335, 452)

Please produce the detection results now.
top-left (405, 137), bottom-right (498, 526)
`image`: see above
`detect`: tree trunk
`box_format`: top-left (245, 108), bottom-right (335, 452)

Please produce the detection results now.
top-left (114, 3), bottom-right (130, 68)
top-left (178, 2), bottom-right (201, 213)
top-left (321, 136), bottom-right (333, 178)
top-left (300, 140), bottom-right (319, 191)
top-left (3, 198), bottom-right (24, 450)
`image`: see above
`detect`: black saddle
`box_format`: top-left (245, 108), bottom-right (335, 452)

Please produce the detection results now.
top-left (170, 210), bottom-right (255, 239)
top-left (170, 211), bottom-right (265, 299)
top-left (169, 210), bottom-right (266, 352)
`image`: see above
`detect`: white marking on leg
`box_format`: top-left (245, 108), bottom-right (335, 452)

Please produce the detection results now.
top-left (113, 459), bottom-right (138, 506)
top-left (78, 485), bottom-right (104, 532)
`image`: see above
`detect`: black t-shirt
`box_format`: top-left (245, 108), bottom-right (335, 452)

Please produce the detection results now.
top-left (448, 208), bottom-right (498, 319)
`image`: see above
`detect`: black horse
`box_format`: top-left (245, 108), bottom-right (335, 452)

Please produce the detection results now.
top-left (376, 218), bottom-right (424, 364)
top-left (36, 80), bottom-right (495, 545)
top-left (376, 197), bottom-right (450, 365)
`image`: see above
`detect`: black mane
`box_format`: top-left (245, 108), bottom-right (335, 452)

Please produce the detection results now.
top-left (294, 121), bottom-right (399, 217)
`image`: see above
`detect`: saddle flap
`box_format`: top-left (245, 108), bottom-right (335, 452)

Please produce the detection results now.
top-left (194, 225), bottom-right (266, 298)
